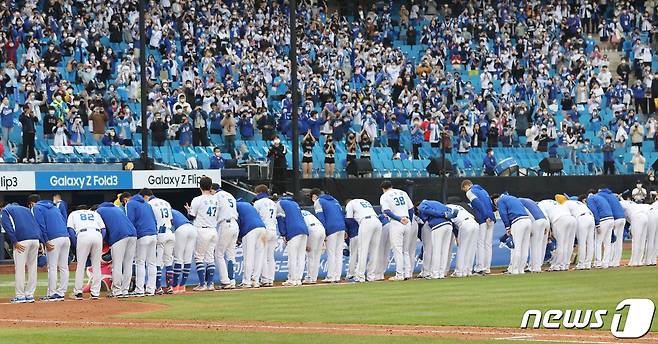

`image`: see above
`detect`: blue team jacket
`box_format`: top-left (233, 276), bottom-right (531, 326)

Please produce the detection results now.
top-left (417, 200), bottom-right (454, 230)
top-left (496, 195), bottom-right (529, 230)
top-left (597, 189), bottom-right (625, 219)
top-left (469, 185), bottom-right (496, 224)
top-left (237, 200), bottom-right (266, 239)
top-left (276, 198), bottom-right (308, 240)
top-left (2, 204), bottom-right (44, 244)
top-left (96, 202), bottom-right (137, 246)
top-left (519, 198), bottom-right (545, 220)
top-left (172, 209), bottom-right (191, 229)
top-left (126, 195), bottom-right (157, 238)
top-left (586, 194), bottom-right (614, 225)
top-left (32, 200), bottom-right (68, 241)
top-left (55, 200), bottom-right (68, 219)
top-left (345, 218), bottom-right (359, 238)
top-left (315, 194), bottom-right (346, 236)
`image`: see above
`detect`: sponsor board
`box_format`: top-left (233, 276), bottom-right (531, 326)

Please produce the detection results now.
top-left (132, 170), bottom-right (221, 189)
top-left (35, 171), bottom-right (132, 190)
top-left (0, 172), bottom-right (36, 191)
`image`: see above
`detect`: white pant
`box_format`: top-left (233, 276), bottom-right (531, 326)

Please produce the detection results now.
top-left (509, 218), bottom-right (532, 274)
top-left (135, 235), bottom-right (157, 294)
top-left (174, 224), bottom-right (197, 265)
top-left (74, 231), bottom-right (103, 295)
top-left (611, 218), bottom-right (627, 267)
top-left (242, 227), bottom-right (266, 285)
top-left (347, 236), bottom-right (359, 278)
top-left (404, 222), bottom-right (419, 278)
top-left (375, 223), bottom-right (391, 278)
top-left (430, 224), bottom-right (453, 278)
top-left (215, 220), bottom-right (239, 285)
top-left (629, 214), bottom-right (648, 266)
top-left (551, 216), bottom-right (576, 270)
top-left (388, 221), bottom-right (409, 278)
top-left (261, 229), bottom-right (278, 283)
top-left (575, 215), bottom-right (595, 269)
top-left (356, 218), bottom-right (382, 281)
top-left (475, 221), bottom-right (494, 272)
top-left (195, 227), bottom-right (217, 264)
top-left (420, 223), bottom-right (433, 276)
top-left (455, 219), bottom-right (478, 276)
top-left (46, 236), bottom-right (71, 296)
top-left (287, 234), bottom-right (308, 283)
top-left (111, 236), bottom-right (136, 295)
top-left (594, 219), bottom-right (614, 268)
top-left (529, 218), bottom-right (549, 272)
top-left (156, 231), bottom-right (175, 267)
top-left (14, 239), bottom-right (39, 299)
top-left (325, 230), bottom-right (345, 281)
top-left (305, 226), bottom-right (326, 282)
top-left (645, 211), bottom-right (658, 265)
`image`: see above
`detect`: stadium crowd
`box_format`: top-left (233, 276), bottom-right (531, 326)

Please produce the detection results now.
top-left (0, 0), bottom-right (658, 173)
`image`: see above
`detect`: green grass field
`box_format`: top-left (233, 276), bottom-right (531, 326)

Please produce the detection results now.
top-left (0, 266), bottom-right (655, 343)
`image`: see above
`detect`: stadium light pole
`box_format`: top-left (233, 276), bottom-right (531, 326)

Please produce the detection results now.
top-left (138, 0), bottom-right (150, 169)
top-left (289, 0), bottom-right (300, 197)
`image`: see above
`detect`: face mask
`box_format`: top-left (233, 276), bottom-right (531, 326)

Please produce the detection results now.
top-left (273, 139), bottom-right (280, 144)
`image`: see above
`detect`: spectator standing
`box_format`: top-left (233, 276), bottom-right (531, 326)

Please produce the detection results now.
top-left (359, 131), bottom-right (372, 159)
top-left (632, 181), bottom-right (648, 203)
top-left (43, 108), bottom-right (58, 140)
top-left (471, 123), bottom-right (485, 148)
top-left (602, 136), bottom-right (616, 175)
top-left (302, 131), bottom-right (315, 178)
top-left (69, 117), bottom-right (85, 146)
top-left (237, 111), bottom-right (255, 141)
top-left (483, 148), bottom-right (497, 176)
top-left (191, 106), bottom-right (209, 146)
top-left (178, 116), bottom-right (192, 147)
top-left (630, 121), bottom-right (645, 148)
top-left (345, 132), bottom-right (357, 164)
top-left (52, 120), bottom-right (69, 147)
top-left (102, 128), bottom-right (120, 146)
top-left (410, 118), bottom-right (424, 159)
top-left (90, 107), bottom-right (108, 143)
top-left (457, 127), bottom-right (471, 154)
top-left (267, 136), bottom-right (287, 195)
top-left (209, 147), bottom-right (225, 170)
top-left (18, 105), bottom-right (37, 163)
top-left (386, 116), bottom-right (401, 154)
top-left (0, 96), bottom-right (15, 149)
top-left (221, 112), bottom-right (237, 158)
top-left (150, 114), bottom-right (168, 147)
top-left (631, 150), bottom-right (646, 174)
top-left (324, 136), bottom-right (336, 178)
top-left (487, 125), bottom-right (499, 148)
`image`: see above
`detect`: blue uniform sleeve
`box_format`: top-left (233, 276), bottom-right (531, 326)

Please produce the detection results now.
top-left (419, 205), bottom-right (449, 219)
top-left (470, 197), bottom-right (487, 223)
top-left (315, 211), bottom-right (327, 227)
top-left (59, 201), bottom-right (68, 220)
top-left (276, 216), bottom-right (287, 238)
top-left (383, 209), bottom-right (402, 222)
top-left (101, 228), bottom-right (107, 240)
top-left (67, 227), bottom-right (77, 247)
top-left (498, 200), bottom-right (511, 230)
top-left (408, 208), bottom-right (414, 221)
top-left (447, 208), bottom-right (458, 219)
top-left (1, 209), bottom-right (18, 245)
top-left (345, 218), bottom-right (359, 237)
top-left (587, 198), bottom-right (600, 226)
top-left (33, 207), bottom-right (49, 242)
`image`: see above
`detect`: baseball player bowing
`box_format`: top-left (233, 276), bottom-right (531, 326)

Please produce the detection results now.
top-left (253, 185), bottom-right (279, 287)
top-left (373, 214), bottom-right (392, 281)
top-left (493, 194), bottom-right (532, 275)
top-left (619, 199), bottom-right (649, 267)
top-left (185, 177), bottom-right (219, 291)
top-left (645, 200), bottom-right (658, 266)
top-left (171, 209), bottom-right (197, 293)
top-left (301, 209), bottom-right (325, 284)
top-left (2, 203), bottom-right (44, 303)
top-left (213, 185), bottom-right (239, 290)
top-left (345, 217), bottom-right (359, 281)
top-left (126, 190), bottom-right (158, 296)
top-left (345, 198), bottom-right (381, 282)
top-left (518, 198), bottom-right (550, 273)
top-left (68, 205), bottom-right (106, 300)
top-left (585, 191), bottom-right (615, 269)
top-left (537, 199), bottom-right (576, 271)
top-left (461, 180), bottom-right (496, 274)
top-left (597, 188), bottom-right (626, 267)
top-left (145, 190), bottom-right (176, 294)
top-left (96, 202), bottom-right (137, 298)
top-left (446, 204), bottom-right (478, 277)
top-left (418, 200), bottom-right (456, 279)
top-left (236, 199), bottom-right (266, 288)
top-left (417, 215), bottom-right (433, 279)
top-left (556, 195), bottom-right (595, 270)
top-left (277, 197), bottom-right (309, 287)
top-left (310, 189), bottom-right (346, 283)
top-left (379, 181), bottom-right (414, 281)
top-left (29, 195), bottom-right (70, 302)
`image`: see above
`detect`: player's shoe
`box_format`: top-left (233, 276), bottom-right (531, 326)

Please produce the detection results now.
top-left (192, 285), bottom-right (207, 292)
top-left (10, 297), bottom-right (26, 304)
top-left (239, 283), bottom-right (252, 289)
top-left (206, 283), bottom-right (215, 291)
top-left (260, 282), bottom-right (273, 287)
top-left (117, 293), bottom-right (129, 299)
top-left (155, 288), bottom-right (164, 295)
top-left (131, 292), bottom-right (145, 298)
top-left (251, 282), bottom-right (260, 288)
top-left (219, 283), bottom-right (234, 290)
top-left (281, 281), bottom-right (295, 287)
top-left (302, 279), bottom-right (316, 285)
top-left (321, 278), bottom-right (333, 283)
top-left (72, 293), bottom-right (83, 300)
top-left (50, 294), bottom-right (64, 302)
top-left (388, 275), bottom-right (405, 281)
top-left (90, 294), bottom-right (99, 300)
top-left (165, 287), bottom-right (174, 294)
top-left (145, 292), bottom-right (156, 297)
top-left (25, 296), bottom-right (35, 303)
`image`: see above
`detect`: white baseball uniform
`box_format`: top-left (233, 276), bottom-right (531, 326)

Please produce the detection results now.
top-left (526, 206), bottom-right (550, 273)
top-left (345, 199), bottom-right (381, 282)
top-left (466, 189), bottom-right (494, 274)
top-left (189, 193), bottom-right (220, 285)
top-left (419, 219), bottom-right (433, 278)
top-left (301, 210), bottom-right (326, 283)
top-left (67, 210), bottom-right (105, 296)
top-left (620, 201), bottom-right (649, 266)
top-left (254, 196), bottom-right (279, 284)
top-left (405, 218), bottom-right (419, 279)
top-left (447, 204), bottom-right (478, 277)
top-left (214, 190), bottom-right (239, 286)
top-left (562, 200), bottom-right (595, 269)
top-left (374, 219), bottom-right (391, 280)
top-left (645, 201), bottom-right (658, 265)
top-left (149, 197), bottom-right (175, 288)
top-left (538, 200), bottom-right (576, 271)
top-left (380, 188), bottom-right (413, 280)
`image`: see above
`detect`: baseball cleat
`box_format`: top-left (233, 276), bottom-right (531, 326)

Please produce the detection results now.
top-left (388, 276), bottom-right (405, 281)
top-left (219, 283), bottom-right (234, 290)
top-left (281, 281), bottom-right (295, 287)
top-left (165, 287), bottom-right (174, 294)
top-left (155, 288), bottom-right (164, 295)
top-left (10, 297), bottom-right (26, 304)
top-left (39, 296), bottom-right (51, 302)
top-left (251, 282), bottom-right (260, 288)
top-left (206, 284), bottom-right (215, 291)
top-left (321, 278), bottom-right (333, 283)
top-left (192, 285), bottom-right (207, 292)
top-left (117, 294), bottom-right (129, 299)
top-left (90, 294), bottom-right (99, 300)
top-left (302, 279), bottom-right (316, 285)
top-left (239, 283), bottom-right (252, 289)
top-left (25, 296), bottom-right (35, 303)
top-left (131, 292), bottom-right (145, 298)
top-left (73, 293), bottom-right (83, 300)
top-left (260, 282), bottom-right (273, 287)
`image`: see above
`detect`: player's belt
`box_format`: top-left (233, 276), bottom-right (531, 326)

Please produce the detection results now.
top-left (223, 219), bottom-right (236, 223)
top-left (579, 212), bottom-right (589, 217)
top-left (363, 215), bottom-right (373, 220)
top-left (79, 228), bottom-right (101, 233)
top-left (309, 223), bottom-right (316, 227)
